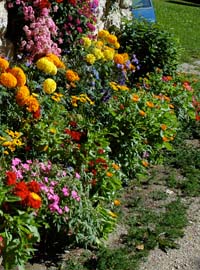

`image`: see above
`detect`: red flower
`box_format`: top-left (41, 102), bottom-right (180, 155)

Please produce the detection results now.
top-left (26, 192), bottom-right (42, 209)
top-left (95, 158), bottom-right (107, 164)
top-left (32, 107), bottom-right (41, 119)
top-left (65, 129), bottom-right (82, 142)
top-left (69, 121), bottom-right (77, 128)
top-left (27, 180), bottom-right (41, 193)
top-left (6, 171), bottom-right (17, 186)
top-left (14, 181), bottom-right (30, 200)
top-left (68, 0), bottom-right (76, 5)
top-left (38, 0), bottom-right (51, 9)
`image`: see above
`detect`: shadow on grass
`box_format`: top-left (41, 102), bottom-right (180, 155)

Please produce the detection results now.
top-left (166, 0), bottom-right (200, 7)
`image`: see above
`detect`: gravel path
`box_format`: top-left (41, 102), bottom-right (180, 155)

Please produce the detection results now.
top-left (139, 197), bottom-right (200, 270)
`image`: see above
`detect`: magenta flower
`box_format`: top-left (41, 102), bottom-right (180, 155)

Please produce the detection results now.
top-left (12, 158), bottom-right (21, 166)
top-left (62, 187), bottom-right (69, 196)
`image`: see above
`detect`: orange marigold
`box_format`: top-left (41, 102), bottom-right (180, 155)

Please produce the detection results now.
top-left (9, 67), bottom-right (26, 87)
top-left (106, 34), bottom-right (118, 44)
top-left (46, 53), bottom-right (66, 68)
top-left (26, 95), bottom-right (40, 112)
top-left (0, 72), bottom-right (17, 88)
top-left (16, 86), bottom-right (30, 106)
top-left (66, 69), bottom-right (80, 82)
top-left (113, 54), bottom-right (124, 65)
top-left (0, 57), bottom-right (9, 72)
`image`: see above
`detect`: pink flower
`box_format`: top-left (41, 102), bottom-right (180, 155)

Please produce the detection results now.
top-left (62, 187), bottom-right (69, 196)
top-left (75, 172), bottom-right (81, 179)
top-left (21, 163), bottom-right (30, 171)
top-left (64, 206), bottom-right (70, 212)
top-left (12, 158), bottom-right (21, 166)
top-left (77, 27), bottom-right (83, 33)
top-left (71, 190), bottom-right (80, 201)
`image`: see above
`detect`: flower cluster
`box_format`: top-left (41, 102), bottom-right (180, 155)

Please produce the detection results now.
top-left (6, 0), bottom-right (99, 60)
top-left (5, 167), bottom-right (42, 209)
top-left (0, 57), bottom-right (26, 88)
top-left (0, 130), bottom-right (23, 154)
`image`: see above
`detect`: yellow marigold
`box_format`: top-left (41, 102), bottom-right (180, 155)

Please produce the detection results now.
top-left (139, 110), bottom-right (146, 117)
top-left (132, 94), bottom-right (139, 102)
top-left (66, 69), bottom-right (80, 82)
top-left (113, 54), bottom-right (124, 65)
top-left (26, 95), bottom-right (40, 112)
top-left (114, 42), bottom-right (120, 49)
top-left (0, 72), bottom-right (17, 88)
top-left (46, 53), bottom-right (66, 69)
top-left (106, 34), bottom-right (118, 44)
top-left (169, 104), bottom-right (174, 109)
top-left (160, 124), bottom-right (167, 131)
top-left (93, 48), bottom-right (104, 60)
top-left (82, 37), bottom-right (92, 48)
top-left (43, 78), bottom-right (57, 94)
top-left (0, 57), bottom-right (9, 72)
top-left (36, 57), bottom-right (57, 75)
top-left (95, 40), bottom-right (104, 48)
top-left (16, 86), bottom-right (30, 106)
top-left (103, 49), bottom-right (115, 61)
top-left (98, 29), bottom-right (109, 39)
top-left (9, 67), bottom-right (26, 87)
top-left (85, 54), bottom-right (96, 65)
top-left (146, 101), bottom-right (154, 108)
top-left (122, 53), bottom-right (129, 62)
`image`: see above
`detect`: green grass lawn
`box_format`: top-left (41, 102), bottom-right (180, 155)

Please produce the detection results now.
top-left (152, 0), bottom-right (200, 63)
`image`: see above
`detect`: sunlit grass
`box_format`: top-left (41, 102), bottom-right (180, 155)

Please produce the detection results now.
top-left (152, 0), bottom-right (200, 63)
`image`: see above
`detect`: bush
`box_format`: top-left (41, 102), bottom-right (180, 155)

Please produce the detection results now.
top-left (111, 19), bottom-right (182, 79)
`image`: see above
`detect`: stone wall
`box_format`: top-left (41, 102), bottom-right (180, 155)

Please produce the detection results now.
top-left (97, 0), bottom-right (132, 30)
top-left (0, 0), bottom-right (13, 58)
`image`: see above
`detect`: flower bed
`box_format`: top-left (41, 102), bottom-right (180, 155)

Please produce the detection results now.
top-left (0, 1), bottom-right (199, 268)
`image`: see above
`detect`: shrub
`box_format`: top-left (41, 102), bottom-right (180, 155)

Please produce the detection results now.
top-left (111, 19), bottom-right (182, 79)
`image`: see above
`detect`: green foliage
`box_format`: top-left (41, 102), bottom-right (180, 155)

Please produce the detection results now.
top-left (0, 180), bottom-right (40, 270)
top-left (112, 19), bottom-right (182, 78)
